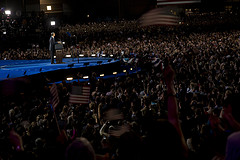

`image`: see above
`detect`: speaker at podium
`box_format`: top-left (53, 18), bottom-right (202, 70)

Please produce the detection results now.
top-left (55, 41), bottom-right (64, 64)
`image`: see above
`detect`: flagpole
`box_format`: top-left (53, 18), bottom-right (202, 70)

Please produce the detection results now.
top-left (53, 109), bottom-right (61, 135)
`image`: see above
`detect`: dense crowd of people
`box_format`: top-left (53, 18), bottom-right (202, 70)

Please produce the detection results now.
top-left (0, 10), bottom-right (240, 160)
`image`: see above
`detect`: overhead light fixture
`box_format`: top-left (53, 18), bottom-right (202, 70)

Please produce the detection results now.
top-left (83, 76), bottom-right (89, 79)
top-left (66, 77), bottom-right (73, 81)
top-left (113, 72), bottom-right (117, 75)
top-left (47, 6), bottom-right (52, 10)
top-left (50, 21), bottom-right (55, 26)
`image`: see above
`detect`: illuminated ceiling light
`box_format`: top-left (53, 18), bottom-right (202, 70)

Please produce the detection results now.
top-left (65, 55), bottom-right (71, 58)
top-left (113, 72), bottom-right (117, 75)
top-left (83, 76), bottom-right (89, 79)
top-left (47, 6), bottom-right (52, 11)
top-left (100, 74), bottom-right (104, 77)
top-left (5, 10), bottom-right (11, 15)
top-left (66, 77), bottom-right (73, 81)
top-left (50, 21), bottom-right (55, 26)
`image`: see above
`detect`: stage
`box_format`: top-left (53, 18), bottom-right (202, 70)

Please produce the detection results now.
top-left (0, 57), bottom-right (119, 81)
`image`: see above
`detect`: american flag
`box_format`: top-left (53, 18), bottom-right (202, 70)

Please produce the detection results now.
top-left (157, 0), bottom-right (201, 6)
top-left (139, 7), bottom-right (179, 26)
top-left (50, 83), bottom-right (60, 111)
top-left (69, 85), bottom-right (91, 104)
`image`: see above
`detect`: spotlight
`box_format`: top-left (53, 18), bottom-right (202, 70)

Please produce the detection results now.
top-left (66, 77), bottom-right (73, 81)
top-left (50, 21), bottom-right (55, 26)
top-left (5, 10), bottom-right (11, 15)
top-left (47, 6), bottom-right (52, 11)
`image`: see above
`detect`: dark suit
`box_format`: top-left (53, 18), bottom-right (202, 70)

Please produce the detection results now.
top-left (49, 36), bottom-right (56, 64)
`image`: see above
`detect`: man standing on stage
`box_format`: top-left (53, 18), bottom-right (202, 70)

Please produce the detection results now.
top-left (49, 32), bottom-right (57, 64)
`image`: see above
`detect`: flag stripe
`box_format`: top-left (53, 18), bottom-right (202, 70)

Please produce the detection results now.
top-left (69, 86), bottom-right (90, 104)
top-left (50, 83), bottom-right (59, 111)
top-left (139, 8), bottom-right (179, 26)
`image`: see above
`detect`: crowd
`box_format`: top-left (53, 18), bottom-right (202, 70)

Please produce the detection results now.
top-left (0, 11), bottom-right (240, 160)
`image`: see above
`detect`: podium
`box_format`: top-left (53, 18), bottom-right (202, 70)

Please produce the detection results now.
top-left (55, 42), bottom-right (64, 64)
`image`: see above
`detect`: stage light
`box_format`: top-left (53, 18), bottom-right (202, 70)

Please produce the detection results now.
top-left (113, 72), bottom-right (117, 75)
top-left (50, 21), bottom-right (55, 26)
top-left (97, 61), bottom-right (102, 65)
top-left (130, 68), bottom-right (133, 71)
top-left (100, 74), bottom-right (104, 77)
top-left (62, 42), bottom-right (65, 44)
top-left (66, 77), bottom-right (73, 81)
top-left (123, 70), bottom-right (126, 73)
top-left (101, 54), bottom-right (106, 57)
top-left (110, 54), bottom-right (113, 57)
top-left (3, 31), bottom-right (6, 34)
top-left (87, 14), bottom-right (90, 18)
top-left (47, 6), bottom-right (52, 11)
top-left (54, 56), bottom-right (56, 58)
top-left (5, 10), bottom-right (11, 15)
top-left (91, 54), bottom-right (96, 57)
top-left (83, 62), bottom-right (89, 66)
top-left (67, 63), bottom-right (74, 68)
top-left (79, 54), bottom-right (84, 57)
top-left (83, 76), bottom-right (89, 79)
top-left (65, 55), bottom-right (71, 58)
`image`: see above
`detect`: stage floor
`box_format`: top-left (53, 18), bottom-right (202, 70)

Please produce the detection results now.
top-left (0, 58), bottom-right (117, 81)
